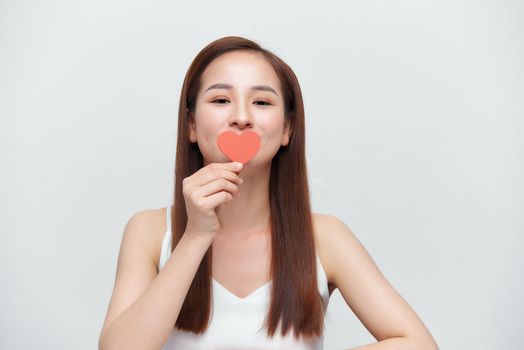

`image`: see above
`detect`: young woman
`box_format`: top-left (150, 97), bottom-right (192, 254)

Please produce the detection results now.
top-left (98, 36), bottom-right (439, 350)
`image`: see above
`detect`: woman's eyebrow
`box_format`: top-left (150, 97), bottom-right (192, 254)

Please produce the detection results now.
top-left (204, 83), bottom-right (278, 96)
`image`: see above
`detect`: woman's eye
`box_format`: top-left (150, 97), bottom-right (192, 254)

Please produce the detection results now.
top-left (211, 99), bottom-right (271, 106)
top-left (212, 99), bottom-right (229, 104)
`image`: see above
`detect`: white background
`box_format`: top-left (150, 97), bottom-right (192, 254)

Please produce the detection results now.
top-left (1, 0), bottom-right (523, 349)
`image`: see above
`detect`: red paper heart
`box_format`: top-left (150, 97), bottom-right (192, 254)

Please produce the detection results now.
top-left (217, 130), bottom-right (261, 165)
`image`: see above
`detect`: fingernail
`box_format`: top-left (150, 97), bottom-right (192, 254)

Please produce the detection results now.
top-left (235, 162), bottom-right (243, 169)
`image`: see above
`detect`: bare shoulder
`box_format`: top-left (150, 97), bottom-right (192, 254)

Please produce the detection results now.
top-left (125, 207), bottom-right (167, 272)
top-left (99, 207), bottom-right (167, 339)
top-left (311, 212), bottom-right (358, 288)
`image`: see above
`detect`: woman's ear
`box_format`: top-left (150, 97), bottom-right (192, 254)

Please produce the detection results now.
top-left (281, 120), bottom-right (292, 146)
top-left (188, 113), bottom-right (197, 143)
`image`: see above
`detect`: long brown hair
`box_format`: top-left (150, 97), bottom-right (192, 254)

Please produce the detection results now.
top-left (169, 35), bottom-right (325, 339)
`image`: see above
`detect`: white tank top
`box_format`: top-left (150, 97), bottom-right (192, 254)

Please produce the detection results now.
top-left (159, 207), bottom-right (330, 350)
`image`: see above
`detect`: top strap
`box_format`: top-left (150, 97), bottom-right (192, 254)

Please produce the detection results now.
top-left (166, 205), bottom-right (172, 235)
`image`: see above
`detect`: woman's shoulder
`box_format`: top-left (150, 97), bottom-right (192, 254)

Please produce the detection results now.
top-left (124, 207), bottom-right (169, 273)
top-left (311, 212), bottom-right (351, 286)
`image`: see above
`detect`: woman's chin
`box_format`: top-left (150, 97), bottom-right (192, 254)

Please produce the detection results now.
top-left (241, 158), bottom-right (273, 171)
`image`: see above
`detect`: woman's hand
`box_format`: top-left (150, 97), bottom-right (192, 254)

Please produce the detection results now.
top-left (183, 161), bottom-right (243, 238)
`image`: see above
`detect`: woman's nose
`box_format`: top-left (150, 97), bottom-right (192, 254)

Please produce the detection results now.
top-left (228, 104), bottom-right (253, 129)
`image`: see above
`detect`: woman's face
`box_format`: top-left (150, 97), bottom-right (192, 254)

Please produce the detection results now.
top-left (189, 50), bottom-right (292, 168)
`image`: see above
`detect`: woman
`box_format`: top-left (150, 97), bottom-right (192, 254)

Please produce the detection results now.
top-left (98, 36), bottom-right (439, 350)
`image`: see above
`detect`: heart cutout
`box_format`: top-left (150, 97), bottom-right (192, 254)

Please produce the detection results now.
top-left (217, 130), bottom-right (261, 165)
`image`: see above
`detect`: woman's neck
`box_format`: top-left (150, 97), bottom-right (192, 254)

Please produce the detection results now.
top-left (215, 163), bottom-right (271, 236)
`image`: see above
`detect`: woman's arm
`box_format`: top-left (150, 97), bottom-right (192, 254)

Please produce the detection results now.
top-left (346, 336), bottom-right (439, 350)
top-left (320, 215), bottom-right (439, 350)
top-left (98, 210), bottom-right (214, 350)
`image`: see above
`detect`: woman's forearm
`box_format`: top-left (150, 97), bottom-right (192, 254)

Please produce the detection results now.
top-left (346, 336), bottom-right (439, 350)
top-left (98, 231), bottom-right (214, 350)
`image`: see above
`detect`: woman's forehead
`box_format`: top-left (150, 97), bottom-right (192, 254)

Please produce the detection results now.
top-left (201, 52), bottom-right (279, 87)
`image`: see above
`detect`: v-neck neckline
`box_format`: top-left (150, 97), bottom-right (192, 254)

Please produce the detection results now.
top-left (209, 255), bottom-right (323, 302)
top-left (212, 277), bottom-right (272, 301)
